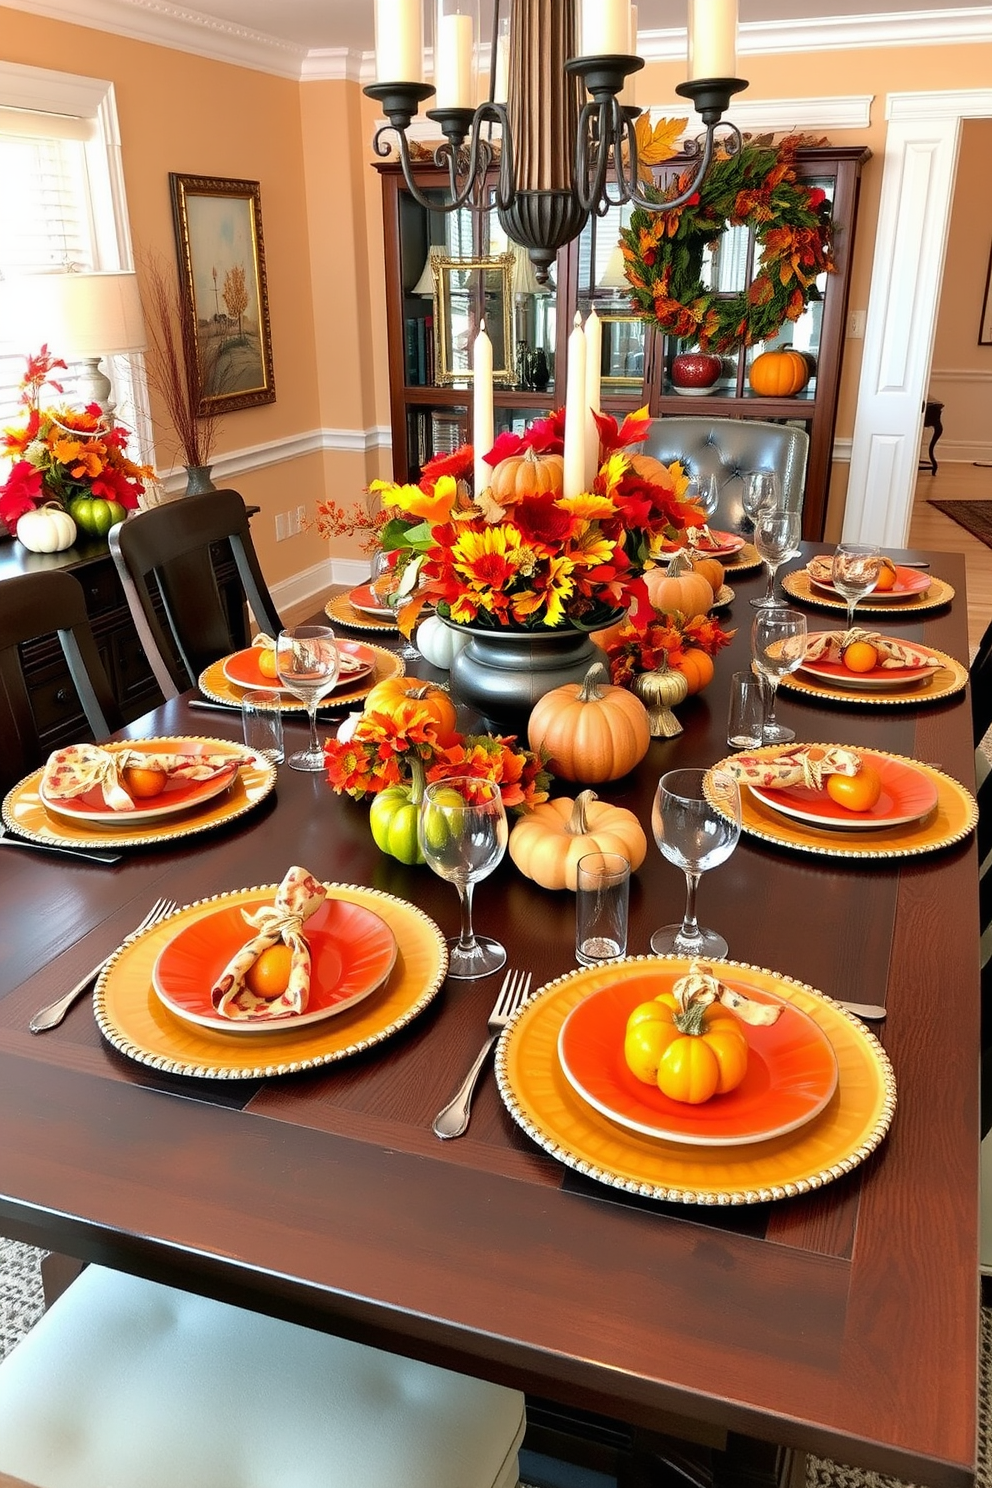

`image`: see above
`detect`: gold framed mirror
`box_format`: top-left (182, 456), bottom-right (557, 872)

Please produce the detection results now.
top-left (430, 252), bottom-right (516, 385)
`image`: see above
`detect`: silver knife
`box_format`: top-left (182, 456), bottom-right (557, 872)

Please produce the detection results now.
top-left (0, 826), bottom-right (121, 866)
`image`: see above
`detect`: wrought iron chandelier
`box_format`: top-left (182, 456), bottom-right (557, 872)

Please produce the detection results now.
top-left (365, 0), bottom-right (747, 284)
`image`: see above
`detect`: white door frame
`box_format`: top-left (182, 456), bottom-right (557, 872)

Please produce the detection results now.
top-left (843, 89), bottom-right (992, 546)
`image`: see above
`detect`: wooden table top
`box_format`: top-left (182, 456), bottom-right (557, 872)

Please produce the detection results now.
top-left (0, 546), bottom-right (979, 1487)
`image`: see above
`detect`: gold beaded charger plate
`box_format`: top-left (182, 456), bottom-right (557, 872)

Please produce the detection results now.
top-left (199, 643), bottom-right (403, 712)
top-left (719, 542), bottom-right (762, 576)
top-left (495, 956), bottom-right (895, 1205)
top-left (2, 738), bottom-right (276, 850)
top-left (325, 592), bottom-right (398, 634)
top-left (781, 647), bottom-right (968, 706)
top-left (94, 883), bottom-right (447, 1079)
top-left (705, 745), bottom-right (977, 860)
top-left (782, 569), bottom-right (955, 614)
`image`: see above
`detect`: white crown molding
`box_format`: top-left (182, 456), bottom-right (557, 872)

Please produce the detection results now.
top-left (887, 88), bottom-right (992, 119)
top-left (0, 0), bottom-right (308, 79)
top-left (645, 95), bottom-right (873, 132)
top-left (5, 2), bottom-right (991, 81)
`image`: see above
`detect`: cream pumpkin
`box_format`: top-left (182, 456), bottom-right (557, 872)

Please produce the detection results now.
top-left (642, 551), bottom-right (713, 618)
top-left (509, 789), bottom-right (648, 891)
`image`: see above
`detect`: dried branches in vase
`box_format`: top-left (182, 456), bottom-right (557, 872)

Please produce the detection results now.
top-left (139, 253), bottom-right (221, 486)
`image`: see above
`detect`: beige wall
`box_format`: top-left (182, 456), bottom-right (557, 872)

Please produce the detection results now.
top-left (3, 6), bottom-right (992, 580)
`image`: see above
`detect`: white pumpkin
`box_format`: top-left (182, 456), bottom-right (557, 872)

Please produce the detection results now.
top-left (16, 503), bottom-right (77, 554)
top-left (416, 614), bottom-right (469, 671)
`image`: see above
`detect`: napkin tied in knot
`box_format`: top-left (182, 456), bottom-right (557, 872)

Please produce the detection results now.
top-left (673, 960), bottom-right (782, 1028)
top-left (211, 866), bottom-right (327, 1021)
top-left (724, 745), bottom-right (863, 792)
top-left (252, 632), bottom-right (361, 676)
top-left (804, 628), bottom-right (939, 670)
top-left (42, 743), bottom-right (247, 811)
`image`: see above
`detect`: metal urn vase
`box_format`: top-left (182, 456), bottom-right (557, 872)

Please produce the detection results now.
top-left (448, 623), bottom-right (609, 730)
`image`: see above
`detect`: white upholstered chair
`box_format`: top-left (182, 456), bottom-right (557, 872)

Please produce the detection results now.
top-left (0, 1266), bottom-right (525, 1488)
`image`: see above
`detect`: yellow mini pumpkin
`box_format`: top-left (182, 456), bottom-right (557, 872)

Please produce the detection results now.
top-left (508, 789), bottom-right (648, 891)
top-left (527, 663), bottom-right (651, 783)
top-left (489, 447), bottom-right (565, 502)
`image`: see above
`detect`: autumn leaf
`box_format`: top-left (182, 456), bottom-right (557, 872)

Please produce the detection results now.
top-left (634, 114), bottom-right (687, 185)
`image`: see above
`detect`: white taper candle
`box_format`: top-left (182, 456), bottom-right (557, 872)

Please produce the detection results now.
top-left (472, 320), bottom-right (494, 498)
top-left (580, 0), bottom-right (630, 57)
top-left (435, 12), bottom-right (474, 108)
top-left (375, 0), bottom-right (423, 83)
top-left (583, 309), bottom-right (602, 489)
top-left (688, 0), bottom-right (738, 80)
top-left (563, 312), bottom-right (588, 500)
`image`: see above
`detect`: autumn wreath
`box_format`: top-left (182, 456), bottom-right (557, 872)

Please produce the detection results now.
top-left (619, 130), bottom-right (834, 354)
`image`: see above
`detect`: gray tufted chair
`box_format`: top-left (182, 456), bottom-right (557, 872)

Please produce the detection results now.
top-left (639, 417), bottom-right (809, 533)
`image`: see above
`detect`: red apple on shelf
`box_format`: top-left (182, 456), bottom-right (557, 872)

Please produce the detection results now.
top-left (671, 352), bottom-right (722, 392)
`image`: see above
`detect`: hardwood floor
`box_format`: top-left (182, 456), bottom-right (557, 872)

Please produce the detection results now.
top-left (909, 461), bottom-right (992, 655)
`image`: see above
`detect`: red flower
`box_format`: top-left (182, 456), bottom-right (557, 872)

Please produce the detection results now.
top-left (0, 461), bottom-right (43, 528)
top-left (513, 492), bottom-right (576, 548)
top-left (420, 444), bottom-right (474, 486)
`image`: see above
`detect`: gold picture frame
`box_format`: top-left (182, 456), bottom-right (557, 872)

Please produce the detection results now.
top-left (169, 173), bottom-right (276, 414)
top-left (430, 252), bottom-right (515, 385)
top-left (600, 313), bottom-right (647, 386)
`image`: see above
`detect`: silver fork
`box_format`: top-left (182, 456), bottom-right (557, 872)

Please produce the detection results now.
top-left (29, 897), bottom-right (179, 1033)
top-left (432, 969), bottom-right (533, 1140)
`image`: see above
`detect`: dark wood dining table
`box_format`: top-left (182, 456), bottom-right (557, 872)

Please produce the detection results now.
top-left (0, 544), bottom-right (980, 1488)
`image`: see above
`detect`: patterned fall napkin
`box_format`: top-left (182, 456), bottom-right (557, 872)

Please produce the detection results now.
top-left (804, 628), bottom-right (940, 670)
top-left (251, 633), bottom-right (362, 675)
top-left (723, 745), bottom-right (863, 791)
top-left (674, 960), bottom-right (783, 1026)
top-left (41, 743), bottom-right (248, 812)
top-left (210, 866), bottom-right (327, 1020)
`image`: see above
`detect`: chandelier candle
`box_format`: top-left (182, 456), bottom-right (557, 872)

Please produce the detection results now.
top-left (472, 322), bottom-right (494, 498)
top-left (374, 0), bottom-right (423, 83)
top-left (563, 313), bottom-right (587, 500)
top-left (618, 4), bottom-right (639, 107)
top-left (689, 0), bottom-right (738, 79)
top-left (580, 0), bottom-right (631, 56)
top-left (435, 3), bottom-right (475, 110)
top-left (584, 309), bottom-right (602, 489)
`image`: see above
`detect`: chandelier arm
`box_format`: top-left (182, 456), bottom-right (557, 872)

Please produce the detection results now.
top-left (574, 100), bottom-right (615, 215)
top-left (623, 123), bottom-right (719, 213)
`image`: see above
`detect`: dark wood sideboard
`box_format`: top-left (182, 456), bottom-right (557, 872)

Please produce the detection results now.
top-left (0, 528), bottom-right (248, 752)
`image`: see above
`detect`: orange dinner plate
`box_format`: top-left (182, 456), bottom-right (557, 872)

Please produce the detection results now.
top-left (222, 640), bottom-right (375, 695)
top-left (558, 971), bottom-right (837, 1146)
top-left (661, 529), bottom-right (745, 559)
top-left (153, 895), bottom-right (397, 1034)
top-left (348, 583), bottom-right (396, 619)
top-left (749, 752), bottom-right (939, 831)
top-left (809, 564), bottom-right (930, 601)
top-left (799, 634), bottom-right (938, 692)
top-left (40, 755), bottom-right (240, 828)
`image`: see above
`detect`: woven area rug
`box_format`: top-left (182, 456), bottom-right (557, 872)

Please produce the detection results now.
top-left (929, 500), bottom-right (992, 550)
top-left (0, 1241), bottom-right (988, 1488)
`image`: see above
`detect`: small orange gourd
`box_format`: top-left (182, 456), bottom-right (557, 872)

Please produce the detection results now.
top-left (642, 551), bottom-right (713, 618)
top-left (489, 447), bottom-right (565, 502)
top-left (748, 348), bottom-right (810, 397)
top-left (528, 663), bottom-right (651, 783)
top-left (689, 554), bottom-right (724, 596)
top-left (508, 789), bottom-right (648, 891)
top-left (362, 677), bottom-right (459, 744)
top-left (673, 648), bottom-right (715, 695)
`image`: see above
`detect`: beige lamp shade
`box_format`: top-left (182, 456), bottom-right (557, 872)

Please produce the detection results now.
top-left (597, 242), bottom-right (629, 293)
top-left (0, 270), bottom-right (147, 356)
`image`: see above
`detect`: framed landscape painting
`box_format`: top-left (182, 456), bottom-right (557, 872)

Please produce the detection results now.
top-left (169, 173), bottom-right (276, 413)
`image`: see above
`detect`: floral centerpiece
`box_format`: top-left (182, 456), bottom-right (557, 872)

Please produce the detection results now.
top-left (0, 347), bottom-right (153, 537)
top-left (366, 406), bottom-right (704, 635)
top-left (323, 683), bottom-right (550, 864)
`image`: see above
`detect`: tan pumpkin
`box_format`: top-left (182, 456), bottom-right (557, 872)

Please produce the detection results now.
top-left (690, 554), bottom-right (724, 596)
top-left (673, 648), bottom-right (715, 695)
top-left (489, 447), bottom-right (565, 502)
top-left (642, 551), bottom-right (713, 618)
top-left (748, 348), bottom-right (810, 398)
top-left (362, 677), bottom-right (459, 744)
top-left (528, 663), bottom-right (651, 783)
top-left (509, 789), bottom-right (648, 891)
top-left (627, 453), bottom-right (677, 485)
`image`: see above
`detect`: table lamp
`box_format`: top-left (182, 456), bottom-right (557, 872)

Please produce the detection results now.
top-left (0, 270), bottom-right (147, 416)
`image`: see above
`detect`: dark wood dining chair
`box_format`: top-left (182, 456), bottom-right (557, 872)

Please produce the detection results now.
top-left (108, 489), bottom-right (283, 699)
top-left (972, 615), bottom-right (992, 749)
top-left (0, 570), bottom-right (121, 790)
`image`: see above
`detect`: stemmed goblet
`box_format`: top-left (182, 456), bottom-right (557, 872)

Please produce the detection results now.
top-left (742, 471), bottom-right (778, 532)
top-left (751, 502), bottom-right (802, 609)
top-left (831, 542), bottom-right (882, 631)
top-left (371, 548), bottom-right (420, 663)
top-left (276, 625), bottom-right (340, 772)
top-left (650, 767), bottom-right (742, 959)
top-left (419, 776), bottom-right (509, 979)
top-left (751, 607), bottom-right (807, 744)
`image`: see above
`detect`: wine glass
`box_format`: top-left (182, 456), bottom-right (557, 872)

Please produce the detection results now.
top-left (751, 607), bottom-right (807, 744)
top-left (276, 625), bottom-right (341, 772)
top-left (650, 768), bottom-right (742, 958)
top-left (831, 542), bottom-right (882, 631)
top-left (750, 503), bottom-right (802, 609)
top-left (419, 776), bottom-right (509, 979)
top-left (691, 474), bottom-right (719, 544)
top-left (371, 548), bottom-right (419, 662)
top-left (742, 471), bottom-right (778, 532)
